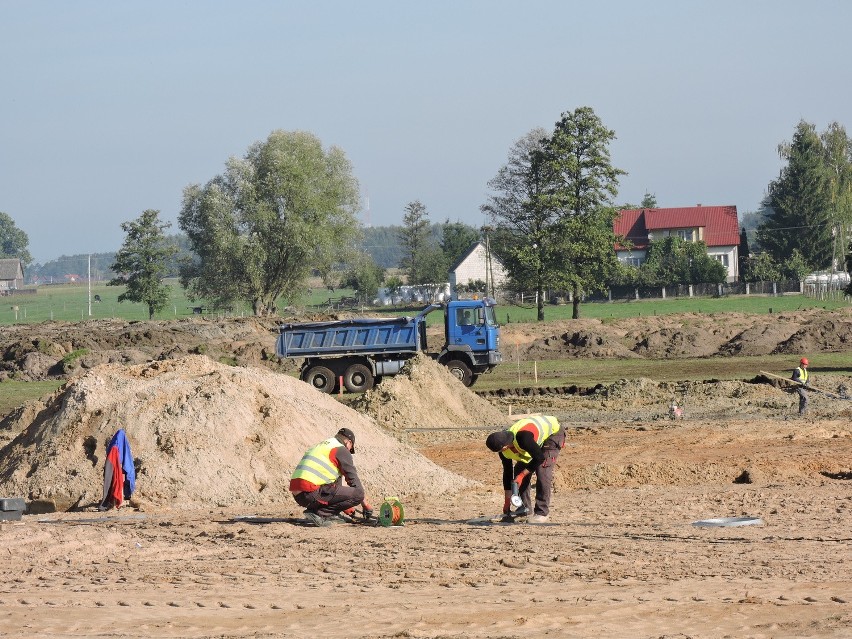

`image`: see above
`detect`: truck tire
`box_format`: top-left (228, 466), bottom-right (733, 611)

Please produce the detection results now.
top-left (343, 363), bottom-right (374, 393)
top-left (444, 359), bottom-right (473, 386)
top-left (302, 365), bottom-right (336, 394)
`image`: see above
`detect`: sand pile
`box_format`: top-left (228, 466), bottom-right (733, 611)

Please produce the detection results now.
top-left (351, 354), bottom-right (509, 445)
top-left (0, 355), bottom-right (472, 511)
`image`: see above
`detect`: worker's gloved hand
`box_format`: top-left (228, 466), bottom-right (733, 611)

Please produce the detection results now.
top-left (514, 469), bottom-right (530, 486)
top-left (362, 508), bottom-right (374, 521)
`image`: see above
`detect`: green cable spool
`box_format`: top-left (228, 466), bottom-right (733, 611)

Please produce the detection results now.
top-left (378, 497), bottom-right (404, 527)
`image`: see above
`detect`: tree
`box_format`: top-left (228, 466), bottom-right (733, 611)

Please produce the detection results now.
top-left (746, 252), bottom-right (782, 283)
top-left (637, 237), bottom-right (726, 286)
top-left (757, 120), bottom-right (833, 270)
top-left (640, 192), bottom-right (658, 209)
top-left (0, 212), bottom-right (32, 267)
top-left (341, 251), bottom-right (385, 302)
top-left (179, 130), bottom-right (361, 315)
top-left (482, 127), bottom-right (557, 320)
top-left (108, 210), bottom-right (177, 319)
top-left (440, 220), bottom-right (480, 266)
top-left (738, 227), bottom-right (751, 281)
top-left (782, 248), bottom-right (810, 281)
top-left (820, 122), bottom-right (852, 270)
top-left (542, 106), bottom-right (626, 319)
top-left (397, 201), bottom-right (446, 284)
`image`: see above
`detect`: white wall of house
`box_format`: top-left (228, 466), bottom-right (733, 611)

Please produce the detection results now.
top-left (706, 245), bottom-right (738, 282)
top-left (449, 243), bottom-right (507, 292)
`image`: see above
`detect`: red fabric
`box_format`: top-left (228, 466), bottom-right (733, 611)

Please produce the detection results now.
top-left (106, 446), bottom-right (125, 508)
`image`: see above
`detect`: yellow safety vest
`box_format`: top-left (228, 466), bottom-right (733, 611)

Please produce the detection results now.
top-left (502, 415), bottom-right (560, 464)
top-left (795, 367), bottom-right (809, 384)
top-left (291, 437), bottom-right (343, 486)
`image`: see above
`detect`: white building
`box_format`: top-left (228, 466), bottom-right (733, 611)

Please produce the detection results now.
top-left (448, 241), bottom-right (507, 297)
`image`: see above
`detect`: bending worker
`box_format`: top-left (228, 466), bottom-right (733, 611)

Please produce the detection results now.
top-left (485, 415), bottom-right (565, 524)
top-left (290, 427), bottom-right (373, 527)
top-left (792, 357), bottom-right (810, 416)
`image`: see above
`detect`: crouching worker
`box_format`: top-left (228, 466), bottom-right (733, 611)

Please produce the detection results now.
top-left (485, 415), bottom-right (565, 524)
top-left (290, 428), bottom-right (373, 527)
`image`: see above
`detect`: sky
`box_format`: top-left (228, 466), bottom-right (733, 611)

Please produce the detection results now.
top-left (2, 1), bottom-right (851, 264)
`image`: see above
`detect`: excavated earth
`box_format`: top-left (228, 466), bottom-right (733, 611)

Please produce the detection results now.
top-left (0, 307), bottom-right (851, 638)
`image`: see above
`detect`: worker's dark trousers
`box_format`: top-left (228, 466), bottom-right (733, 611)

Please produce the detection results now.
top-left (293, 480), bottom-right (364, 518)
top-left (797, 388), bottom-right (808, 415)
top-left (517, 430), bottom-right (566, 517)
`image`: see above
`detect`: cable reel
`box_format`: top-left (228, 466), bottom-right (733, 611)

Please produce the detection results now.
top-left (377, 496), bottom-right (405, 527)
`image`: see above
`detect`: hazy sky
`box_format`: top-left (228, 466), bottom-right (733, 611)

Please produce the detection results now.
top-left (2, 1), bottom-right (851, 264)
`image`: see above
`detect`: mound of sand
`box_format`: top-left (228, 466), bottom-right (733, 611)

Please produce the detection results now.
top-left (524, 329), bottom-right (638, 359)
top-left (351, 354), bottom-right (509, 445)
top-left (0, 356), bottom-right (472, 511)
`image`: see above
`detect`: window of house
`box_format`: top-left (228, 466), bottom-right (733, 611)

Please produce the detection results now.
top-left (676, 229), bottom-right (694, 241)
top-left (714, 254), bottom-right (729, 267)
top-left (627, 257), bottom-right (644, 267)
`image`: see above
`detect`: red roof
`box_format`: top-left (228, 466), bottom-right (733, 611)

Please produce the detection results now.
top-left (614, 205), bottom-right (739, 250)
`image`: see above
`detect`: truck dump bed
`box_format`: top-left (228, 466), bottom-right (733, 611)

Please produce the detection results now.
top-left (277, 317), bottom-right (420, 358)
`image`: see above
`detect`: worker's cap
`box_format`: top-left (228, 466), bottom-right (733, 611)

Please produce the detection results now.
top-left (800, 357), bottom-right (809, 366)
top-left (337, 427), bottom-right (356, 453)
top-left (485, 430), bottom-right (514, 452)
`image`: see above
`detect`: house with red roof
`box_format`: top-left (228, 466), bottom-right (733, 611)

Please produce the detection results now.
top-left (613, 205), bottom-right (740, 282)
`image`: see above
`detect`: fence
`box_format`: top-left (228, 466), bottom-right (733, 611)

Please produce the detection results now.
top-left (503, 279), bottom-right (840, 305)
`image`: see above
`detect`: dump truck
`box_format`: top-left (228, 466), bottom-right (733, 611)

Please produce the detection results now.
top-left (276, 298), bottom-right (502, 393)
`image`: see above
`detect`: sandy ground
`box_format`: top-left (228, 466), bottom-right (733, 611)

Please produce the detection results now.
top-left (1, 311), bottom-right (851, 638)
top-left (2, 407), bottom-right (851, 637)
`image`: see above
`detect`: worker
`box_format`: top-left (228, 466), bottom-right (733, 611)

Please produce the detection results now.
top-left (792, 357), bottom-right (810, 416)
top-left (290, 427), bottom-right (373, 527)
top-left (485, 415), bottom-right (565, 524)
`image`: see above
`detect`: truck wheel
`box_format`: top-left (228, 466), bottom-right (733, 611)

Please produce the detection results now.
top-left (343, 363), bottom-right (374, 393)
top-left (302, 365), bottom-right (336, 393)
top-left (445, 360), bottom-right (473, 386)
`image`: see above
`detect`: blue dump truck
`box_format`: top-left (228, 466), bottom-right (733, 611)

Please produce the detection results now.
top-left (276, 298), bottom-right (502, 393)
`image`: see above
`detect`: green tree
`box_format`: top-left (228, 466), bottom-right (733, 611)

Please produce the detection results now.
top-left (341, 251), bottom-right (385, 302)
top-left (179, 130), bottom-right (361, 315)
top-left (398, 201), bottom-right (446, 284)
top-left (640, 192), bottom-right (658, 209)
top-left (820, 122), bottom-right (852, 270)
top-left (637, 237), bottom-right (726, 286)
top-left (543, 106), bottom-right (626, 319)
top-left (440, 220), bottom-right (480, 266)
top-left (738, 227), bottom-right (751, 281)
top-left (482, 127), bottom-right (557, 320)
top-left (758, 120), bottom-right (833, 269)
top-left (782, 248), bottom-right (810, 281)
top-left (0, 212), bottom-right (32, 267)
top-left (746, 252), bottom-right (782, 283)
top-left (108, 210), bottom-right (177, 319)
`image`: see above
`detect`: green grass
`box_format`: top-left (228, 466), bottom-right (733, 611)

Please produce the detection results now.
top-left (0, 380), bottom-right (65, 417)
top-left (475, 352), bottom-right (852, 391)
top-left (1, 280), bottom-right (358, 325)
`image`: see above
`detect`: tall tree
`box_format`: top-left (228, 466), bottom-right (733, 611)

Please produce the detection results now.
top-left (179, 130), bottom-right (361, 315)
top-left (397, 201), bottom-right (446, 284)
top-left (108, 210), bottom-right (177, 319)
top-left (482, 127), bottom-right (558, 320)
top-left (544, 106), bottom-right (626, 319)
top-left (820, 122), bottom-right (852, 270)
top-left (757, 120), bottom-right (833, 270)
top-left (640, 191), bottom-right (658, 209)
top-left (440, 220), bottom-right (480, 266)
top-left (0, 212), bottom-right (32, 267)
top-left (738, 227), bottom-right (751, 281)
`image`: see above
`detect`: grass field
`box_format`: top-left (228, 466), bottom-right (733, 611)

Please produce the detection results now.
top-left (4, 279), bottom-right (850, 326)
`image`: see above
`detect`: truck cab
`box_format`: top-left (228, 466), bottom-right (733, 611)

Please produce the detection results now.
top-left (436, 298), bottom-right (502, 386)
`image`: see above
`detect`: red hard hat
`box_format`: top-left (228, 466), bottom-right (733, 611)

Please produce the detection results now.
top-left (800, 357), bottom-right (809, 366)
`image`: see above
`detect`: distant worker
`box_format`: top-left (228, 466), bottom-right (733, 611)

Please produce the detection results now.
top-left (290, 428), bottom-right (373, 527)
top-left (461, 309), bottom-right (473, 325)
top-left (485, 415), bottom-right (565, 524)
top-left (792, 357), bottom-right (810, 416)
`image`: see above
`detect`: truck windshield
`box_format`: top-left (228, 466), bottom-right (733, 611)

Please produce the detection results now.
top-left (483, 304), bottom-right (498, 326)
